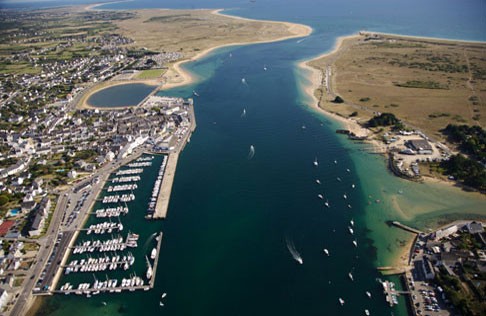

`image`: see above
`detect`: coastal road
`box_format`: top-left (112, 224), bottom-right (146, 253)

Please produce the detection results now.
top-left (8, 193), bottom-right (68, 316)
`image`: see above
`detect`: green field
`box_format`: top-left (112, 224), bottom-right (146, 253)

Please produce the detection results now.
top-left (135, 68), bottom-right (166, 79)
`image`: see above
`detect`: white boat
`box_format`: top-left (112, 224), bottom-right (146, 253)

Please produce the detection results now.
top-left (263, 65), bottom-right (267, 71)
top-left (324, 200), bottom-right (330, 208)
top-left (248, 145), bottom-right (255, 159)
top-left (343, 194), bottom-right (347, 199)
top-left (350, 219), bottom-right (354, 226)
top-left (334, 160), bottom-right (338, 164)
top-left (337, 177), bottom-right (341, 182)
top-left (193, 90), bottom-right (200, 97)
top-left (339, 298), bottom-right (345, 306)
top-left (366, 291), bottom-right (372, 298)
top-left (161, 293), bottom-right (167, 299)
top-left (241, 78), bottom-right (246, 84)
top-left (313, 157), bottom-right (318, 167)
top-left (241, 108), bottom-right (246, 117)
top-left (318, 194), bottom-right (324, 200)
top-left (151, 248), bottom-right (157, 260)
top-left (315, 179), bottom-right (321, 184)
top-left (348, 227), bottom-right (354, 235)
top-left (146, 265), bottom-right (153, 280)
top-left (348, 272), bottom-right (354, 281)
top-left (352, 184), bottom-right (355, 189)
top-left (160, 302), bottom-right (164, 306)
top-left (323, 249), bottom-right (329, 256)
top-left (365, 309), bottom-right (370, 316)
top-left (346, 168), bottom-right (350, 173)
top-left (353, 240), bottom-right (358, 247)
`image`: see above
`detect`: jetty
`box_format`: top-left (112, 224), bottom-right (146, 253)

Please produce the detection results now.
top-left (153, 153), bottom-right (178, 219)
top-left (392, 221), bottom-right (423, 234)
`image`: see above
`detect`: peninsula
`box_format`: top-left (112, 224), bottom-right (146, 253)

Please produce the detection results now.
top-left (304, 32), bottom-right (486, 190)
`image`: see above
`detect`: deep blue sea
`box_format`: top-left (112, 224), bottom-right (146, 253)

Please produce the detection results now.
top-left (9, 1), bottom-right (485, 315)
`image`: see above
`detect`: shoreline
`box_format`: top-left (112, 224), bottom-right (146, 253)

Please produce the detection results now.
top-left (81, 5), bottom-right (312, 95)
top-left (299, 32), bottom-right (485, 269)
top-left (159, 9), bottom-right (312, 91)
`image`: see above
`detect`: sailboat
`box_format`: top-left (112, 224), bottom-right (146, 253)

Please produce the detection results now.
top-left (241, 78), bottom-right (247, 84)
top-left (318, 194), bottom-right (324, 200)
top-left (324, 200), bottom-right (330, 208)
top-left (192, 90), bottom-right (200, 97)
top-left (313, 157), bottom-right (318, 167)
top-left (263, 65), bottom-right (267, 71)
top-left (353, 240), bottom-right (358, 247)
top-left (315, 179), bottom-right (321, 184)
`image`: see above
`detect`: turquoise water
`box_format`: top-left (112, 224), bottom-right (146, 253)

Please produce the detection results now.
top-left (86, 83), bottom-right (156, 108)
top-left (32, 0), bottom-right (486, 315)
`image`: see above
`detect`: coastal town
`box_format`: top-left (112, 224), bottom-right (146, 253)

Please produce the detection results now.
top-left (387, 220), bottom-right (486, 316)
top-left (0, 7), bottom-right (196, 315)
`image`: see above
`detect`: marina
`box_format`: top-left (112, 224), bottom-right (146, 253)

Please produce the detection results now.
top-left (53, 231), bottom-right (163, 296)
top-left (35, 153), bottom-right (171, 299)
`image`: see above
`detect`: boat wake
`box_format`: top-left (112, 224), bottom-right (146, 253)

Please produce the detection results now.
top-left (143, 232), bottom-right (157, 249)
top-left (248, 145), bottom-right (255, 160)
top-left (285, 237), bottom-right (303, 264)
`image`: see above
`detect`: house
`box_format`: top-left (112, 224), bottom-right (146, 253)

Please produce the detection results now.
top-left (28, 213), bottom-right (45, 236)
top-left (67, 170), bottom-right (77, 179)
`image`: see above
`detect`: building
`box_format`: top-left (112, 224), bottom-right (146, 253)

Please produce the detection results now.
top-left (434, 225), bottom-right (458, 241)
top-left (421, 257), bottom-right (435, 280)
top-left (465, 221), bottom-right (484, 234)
top-left (0, 288), bottom-right (8, 310)
top-left (407, 139), bottom-right (433, 155)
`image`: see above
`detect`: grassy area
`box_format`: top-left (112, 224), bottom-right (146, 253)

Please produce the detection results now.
top-left (114, 9), bottom-right (306, 60)
top-left (135, 68), bottom-right (167, 79)
top-left (309, 34), bottom-right (486, 140)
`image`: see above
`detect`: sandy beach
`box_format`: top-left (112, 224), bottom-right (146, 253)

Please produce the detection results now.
top-left (299, 34), bottom-right (380, 142)
top-left (160, 9), bottom-right (312, 90)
